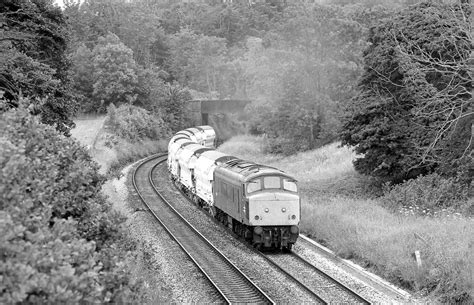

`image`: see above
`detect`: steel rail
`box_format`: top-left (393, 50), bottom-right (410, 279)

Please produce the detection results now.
top-left (291, 252), bottom-right (372, 304)
top-left (263, 252), bottom-right (372, 305)
top-left (297, 235), bottom-right (411, 301)
top-left (132, 154), bottom-right (274, 304)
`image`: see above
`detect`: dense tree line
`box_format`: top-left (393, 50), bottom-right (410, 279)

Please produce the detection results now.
top-left (64, 0), bottom-right (387, 146)
top-left (64, 0), bottom-right (471, 183)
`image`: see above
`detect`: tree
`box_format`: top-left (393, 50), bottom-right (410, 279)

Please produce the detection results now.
top-left (70, 43), bottom-right (95, 112)
top-left (0, 0), bottom-right (77, 135)
top-left (91, 33), bottom-right (139, 112)
top-left (158, 82), bottom-right (193, 132)
top-left (166, 29), bottom-right (229, 95)
top-left (340, 2), bottom-right (473, 183)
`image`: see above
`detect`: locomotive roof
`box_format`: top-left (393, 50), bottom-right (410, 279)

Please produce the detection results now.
top-left (216, 159), bottom-right (295, 182)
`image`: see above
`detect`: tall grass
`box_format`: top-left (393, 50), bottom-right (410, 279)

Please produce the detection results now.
top-left (219, 134), bottom-right (474, 303)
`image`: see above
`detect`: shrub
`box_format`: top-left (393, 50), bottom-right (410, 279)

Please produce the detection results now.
top-left (0, 109), bottom-right (143, 303)
top-left (382, 173), bottom-right (471, 216)
top-left (106, 104), bottom-right (170, 142)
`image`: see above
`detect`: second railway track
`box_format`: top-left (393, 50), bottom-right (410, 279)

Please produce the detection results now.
top-left (132, 154), bottom-right (274, 304)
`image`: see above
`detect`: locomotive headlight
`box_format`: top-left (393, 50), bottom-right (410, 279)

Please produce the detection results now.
top-left (290, 225), bottom-right (299, 234)
top-left (281, 208), bottom-right (286, 213)
top-left (254, 215), bottom-right (260, 220)
top-left (264, 208), bottom-right (269, 213)
top-left (291, 214), bottom-right (296, 220)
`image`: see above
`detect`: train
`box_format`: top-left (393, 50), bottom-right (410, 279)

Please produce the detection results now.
top-left (167, 126), bottom-right (300, 251)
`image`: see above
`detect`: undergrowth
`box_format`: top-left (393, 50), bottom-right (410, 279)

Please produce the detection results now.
top-left (103, 104), bottom-right (169, 178)
top-left (382, 173), bottom-right (473, 217)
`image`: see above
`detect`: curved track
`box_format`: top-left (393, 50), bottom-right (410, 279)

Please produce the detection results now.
top-left (132, 154), bottom-right (274, 304)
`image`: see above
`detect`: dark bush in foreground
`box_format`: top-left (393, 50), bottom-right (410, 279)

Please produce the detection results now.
top-left (0, 109), bottom-right (143, 303)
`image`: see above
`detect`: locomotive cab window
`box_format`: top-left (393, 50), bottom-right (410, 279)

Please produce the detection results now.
top-left (283, 178), bottom-right (297, 192)
top-left (263, 176), bottom-right (281, 189)
top-left (246, 179), bottom-right (261, 194)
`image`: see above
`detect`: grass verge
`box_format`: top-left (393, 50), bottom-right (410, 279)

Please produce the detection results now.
top-left (218, 135), bottom-right (474, 303)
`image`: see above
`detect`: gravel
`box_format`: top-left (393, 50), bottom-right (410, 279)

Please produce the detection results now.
top-left (102, 162), bottom-right (217, 303)
top-left (293, 241), bottom-right (412, 304)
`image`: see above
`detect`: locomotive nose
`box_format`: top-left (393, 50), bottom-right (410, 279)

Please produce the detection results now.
top-left (248, 193), bottom-right (300, 226)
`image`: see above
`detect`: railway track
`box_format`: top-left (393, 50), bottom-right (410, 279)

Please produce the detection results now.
top-left (263, 252), bottom-right (372, 304)
top-left (132, 154), bottom-right (274, 304)
top-left (156, 158), bottom-right (367, 304)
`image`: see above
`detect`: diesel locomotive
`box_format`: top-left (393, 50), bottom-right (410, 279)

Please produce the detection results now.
top-left (168, 126), bottom-right (300, 251)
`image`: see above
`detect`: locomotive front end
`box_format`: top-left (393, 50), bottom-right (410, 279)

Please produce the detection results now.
top-left (245, 175), bottom-right (300, 250)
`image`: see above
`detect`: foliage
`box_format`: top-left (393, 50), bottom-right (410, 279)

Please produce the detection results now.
top-left (242, 35), bottom-right (342, 154)
top-left (382, 174), bottom-right (472, 216)
top-left (0, 108), bottom-right (143, 303)
top-left (70, 43), bottom-right (95, 112)
top-left (106, 104), bottom-right (170, 141)
top-left (0, 0), bottom-right (77, 135)
top-left (158, 1), bottom-right (281, 45)
top-left (238, 2), bottom-right (370, 154)
top-left (64, 0), bottom-right (167, 66)
top-left (166, 29), bottom-right (229, 95)
top-left (91, 33), bottom-right (139, 112)
top-left (134, 66), bottom-right (169, 113)
top-left (340, 2), bottom-right (473, 183)
top-left (261, 69), bottom-right (340, 155)
top-left (156, 82), bottom-right (194, 133)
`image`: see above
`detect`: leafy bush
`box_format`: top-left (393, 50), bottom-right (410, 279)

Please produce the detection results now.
top-left (92, 33), bottom-right (139, 112)
top-left (0, 109), bottom-right (143, 303)
top-left (382, 174), bottom-right (472, 216)
top-left (106, 104), bottom-right (170, 142)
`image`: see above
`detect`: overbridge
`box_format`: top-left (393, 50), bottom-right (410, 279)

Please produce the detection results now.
top-left (188, 99), bottom-right (251, 125)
